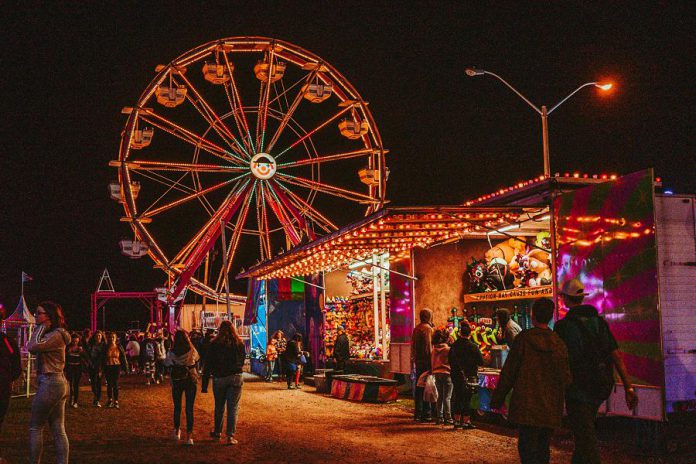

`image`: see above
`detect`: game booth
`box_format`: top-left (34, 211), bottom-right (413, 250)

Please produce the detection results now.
top-left (240, 169), bottom-right (695, 450)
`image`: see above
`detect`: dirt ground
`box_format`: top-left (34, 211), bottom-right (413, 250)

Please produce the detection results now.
top-left (0, 374), bottom-right (690, 463)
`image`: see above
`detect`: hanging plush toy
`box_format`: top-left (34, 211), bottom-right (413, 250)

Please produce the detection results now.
top-left (535, 231), bottom-right (551, 251)
top-left (486, 258), bottom-right (515, 290)
top-left (466, 258), bottom-right (490, 293)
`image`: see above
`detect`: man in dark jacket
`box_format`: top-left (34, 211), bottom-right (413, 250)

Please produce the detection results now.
top-left (554, 279), bottom-right (638, 464)
top-left (410, 308), bottom-right (434, 421)
top-left (449, 321), bottom-right (484, 429)
top-left (492, 298), bottom-right (571, 464)
top-left (333, 327), bottom-right (350, 371)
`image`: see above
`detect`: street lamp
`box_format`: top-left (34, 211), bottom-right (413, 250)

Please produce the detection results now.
top-left (465, 67), bottom-right (613, 177)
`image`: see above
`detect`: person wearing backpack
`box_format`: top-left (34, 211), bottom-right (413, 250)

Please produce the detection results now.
top-left (554, 279), bottom-right (638, 464)
top-left (141, 333), bottom-right (157, 386)
top-left (164, 330), bottom-right (200, 446)
top-left (491, 298), bottom-right (571, 464)
top-left (0, 331), bottom-right (21, 432)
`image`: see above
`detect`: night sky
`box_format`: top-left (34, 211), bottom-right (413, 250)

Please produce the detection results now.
top-left (1, 3), bottom-right (693, 329)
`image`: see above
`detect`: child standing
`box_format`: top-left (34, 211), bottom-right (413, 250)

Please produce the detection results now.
top-left (265, 339), bottom-right (278, 382)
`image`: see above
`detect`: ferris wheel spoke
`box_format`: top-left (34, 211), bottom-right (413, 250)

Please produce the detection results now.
top-left (131, 169), bottom-right (194, 195)
top-left (262, 182), bottom-right (302, 246)
top-left (265, 70), bottom-right (318, 153)
top-left (257, 184), bottom-right (273, 260)
top-left (273, 104), bottom-right (354, 160)
top-left (174, 72), bottom-right (250, 159)
top-left (275, 173), bottom-right (379, 205)
top-left (256, 48), bottom-right (276, 153)
top-left (214, 183), bottom-right (255, 292)
top-left (125, 160), bottom-right (246, 173)
top-left (169, 179), bottom-right (251, 266)
top-left (273, 181), bottom-right (338, 233)
top-left (143, 174), bottom-right (246, 218)
top-left (266, 180), bottom-right (310, 236)
top-left (268, 72), bottom-right (305, 109)
top-left (276, 148), bottom-right (379, 170)
top-left (222, 51), bottom-right (256, 154)
top-left (139, 111), bottom-right (244, 165)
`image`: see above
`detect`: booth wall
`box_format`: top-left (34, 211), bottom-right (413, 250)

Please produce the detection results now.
top-left (324, 270), bottom-right (352, 298)
top-left (413, 241), bottom-right (490, 326)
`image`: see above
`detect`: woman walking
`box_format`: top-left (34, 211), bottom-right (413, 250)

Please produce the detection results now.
top-left (65, 333), bottom-right (86, 408)
top-left (201, 321), bottom-right (246, 445)
top-left (27, 301), bottom-right (71, 464)
top-left (87, 331), bottom-right (105, 407)
top-left (164, 330), bottom-right (200, 446)
top-left (103, 332), bottom-right (128, 409)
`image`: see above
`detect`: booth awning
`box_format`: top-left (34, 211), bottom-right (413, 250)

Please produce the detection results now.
top-left (238, 205), bottom-right (547, 280)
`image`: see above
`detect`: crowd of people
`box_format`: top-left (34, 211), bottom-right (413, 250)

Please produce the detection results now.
top-left (264, 330), bottom-right (311, 390)
top-left (1, 303), bottom-right (248, 464)
top-left (410, 279), bottom-right (639, 464)
top-left (0, 277), bottom-right (640, 464)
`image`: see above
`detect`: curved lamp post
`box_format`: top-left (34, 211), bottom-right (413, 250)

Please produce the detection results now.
top-left (465, 67), bottom-right (612, 177)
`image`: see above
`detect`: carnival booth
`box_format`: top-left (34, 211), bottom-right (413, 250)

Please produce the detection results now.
top-left (241, 171), bottom-right (695, 433)
top-left (238, 205), bottom-right (539, 402)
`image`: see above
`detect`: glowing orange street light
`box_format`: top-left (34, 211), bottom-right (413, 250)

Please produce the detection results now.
top-left (465, 67), bottom-right (616, 177)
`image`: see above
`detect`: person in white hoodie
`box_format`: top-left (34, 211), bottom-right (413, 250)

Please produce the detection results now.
top-left (27, 301), bottom-right (71, 464)
top-left (164, 330), bottom-right (200, 446)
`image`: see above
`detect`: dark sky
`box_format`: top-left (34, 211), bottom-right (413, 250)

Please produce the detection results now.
top-left (1, 3), bottom-right (693, 329)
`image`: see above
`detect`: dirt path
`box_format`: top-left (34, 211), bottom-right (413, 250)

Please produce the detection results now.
top-left (0, 374), bottom-right (661, 463)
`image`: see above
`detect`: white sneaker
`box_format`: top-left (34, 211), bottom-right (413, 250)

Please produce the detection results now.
top-left (226, 436), bottom-right (238, 445)
top-left (173, 429), bottom-right (181, 440)
top-left (185, 438), bottom-right (194, 446)
top-left (72, 403), bottom-right (78, 409)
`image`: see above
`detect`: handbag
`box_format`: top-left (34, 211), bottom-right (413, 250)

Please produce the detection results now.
top-left (423, 374), bottom-right (439, 403)
top-left (299, 354), bottom-right (307, 365)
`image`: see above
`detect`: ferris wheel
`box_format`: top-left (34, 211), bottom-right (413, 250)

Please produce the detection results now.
top-left (111, 37), bottom-right (388, 301)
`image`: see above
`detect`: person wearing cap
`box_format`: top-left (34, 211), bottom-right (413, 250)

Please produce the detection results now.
top-left (410, 308), bottom-right (434, 421)
top-left (554, 278), bottom-right (638, 464)
top-left (491, 298), bottom-right (571, 464)
top-left (495, 308), bottom-right (522, 346)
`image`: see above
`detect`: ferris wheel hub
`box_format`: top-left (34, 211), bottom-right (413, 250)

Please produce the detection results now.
top-left (250, 152), bottom-right (277, 180)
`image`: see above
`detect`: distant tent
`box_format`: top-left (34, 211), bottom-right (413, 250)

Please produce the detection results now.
top-left (3, 295), bottom-right (35, 348)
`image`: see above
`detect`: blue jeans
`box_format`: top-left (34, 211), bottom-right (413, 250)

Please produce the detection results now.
top-left (434, 373), bottom-right (453, 421)
top-left (213, 374), bottom-right (243, 437)
top-left (518, 425), bottom-right (552, 464)
top-left (30, 374), bottom-right (69, 464)
top-left (265, 360), bottom-right (276, 380)
top-left (172, 378), bottom-right (197, 433)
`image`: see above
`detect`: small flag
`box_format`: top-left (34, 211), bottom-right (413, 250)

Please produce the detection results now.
top-left (22, 272), bottom-right (33, 283)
